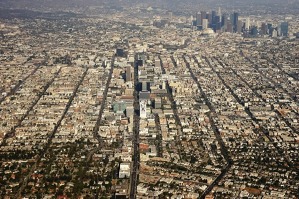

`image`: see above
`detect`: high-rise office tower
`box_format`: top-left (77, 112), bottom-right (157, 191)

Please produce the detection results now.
top-left (250, 26), bottom-right (258, 36)
top-left (272, 29), bottom-right (278, 37)
top-left (162, 81), bottom-right (166, 90)
top-left (126, 66), bottom-right (131, 82)
top-left (218, 7), bottom-right (222, 21)
top-left (139, 91), bottom-right (150, 119)
top-left (280, 22), bottom-right (289, 37)
top-left (211, 10), bottom-right (217, 24)
top-left (230, 14), bottom-right (234, 23)
top-left (155, 97), bottom-right (162, 109)
top-left (207, 13), bottom-right (212, 25)
top-left (196, 12), bottom-right (202, 26)
top-left (245, 18), bottom-right (250, 30)
top-left (232, 12), bottom-right (239, 32)
top-left (267, 23), bottom-right (273, 35)
top-left (214, 16), bottom-right (221, 31)
top-left (140, 99), bottom-right (147, 118)
top-left (277, 27), bottom-right (281, 37)
top-left (221, 14), bottom-right (227, 27)
top-left (261, 23), bottom-right (268, 35)
top-left (227, 22), bottom-right (233, 33)
top-left (142, 81), bottom-right (147, 91)
top-left (230, 14), bottom-right (234, 30)
top-left (237, 20), bottom-right (243, 33)
top-left (222, 14), bottom-right (229, 30)
top-left (201, 11), bottom-right (207, 25)
top-left (202, 19), bottom-right (208, 29)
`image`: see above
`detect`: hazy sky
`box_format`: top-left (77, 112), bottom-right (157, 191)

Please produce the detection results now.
top-left (0, 0), bottom-right (298, 15)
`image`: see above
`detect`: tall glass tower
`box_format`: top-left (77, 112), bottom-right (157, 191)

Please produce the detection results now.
top-left (280, 22), bottom-right (289, 37)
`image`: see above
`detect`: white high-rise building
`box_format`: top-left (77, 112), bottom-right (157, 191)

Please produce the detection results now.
top-left (202, 19), bottom-right (208, 29)
top-left (245, 18), bottom-right (250, 30)
top-left (139, 91), bottom-right (150, 119)
top-left (162, 81), bottom-right (166, 90)
top-left (272, 29), bottom-right (278, 37)
top-left (140, 100), bottom-right (147, 119)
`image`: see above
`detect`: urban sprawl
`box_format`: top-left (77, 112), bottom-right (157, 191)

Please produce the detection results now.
top-left (0, 4), bottom-right (299, 199)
